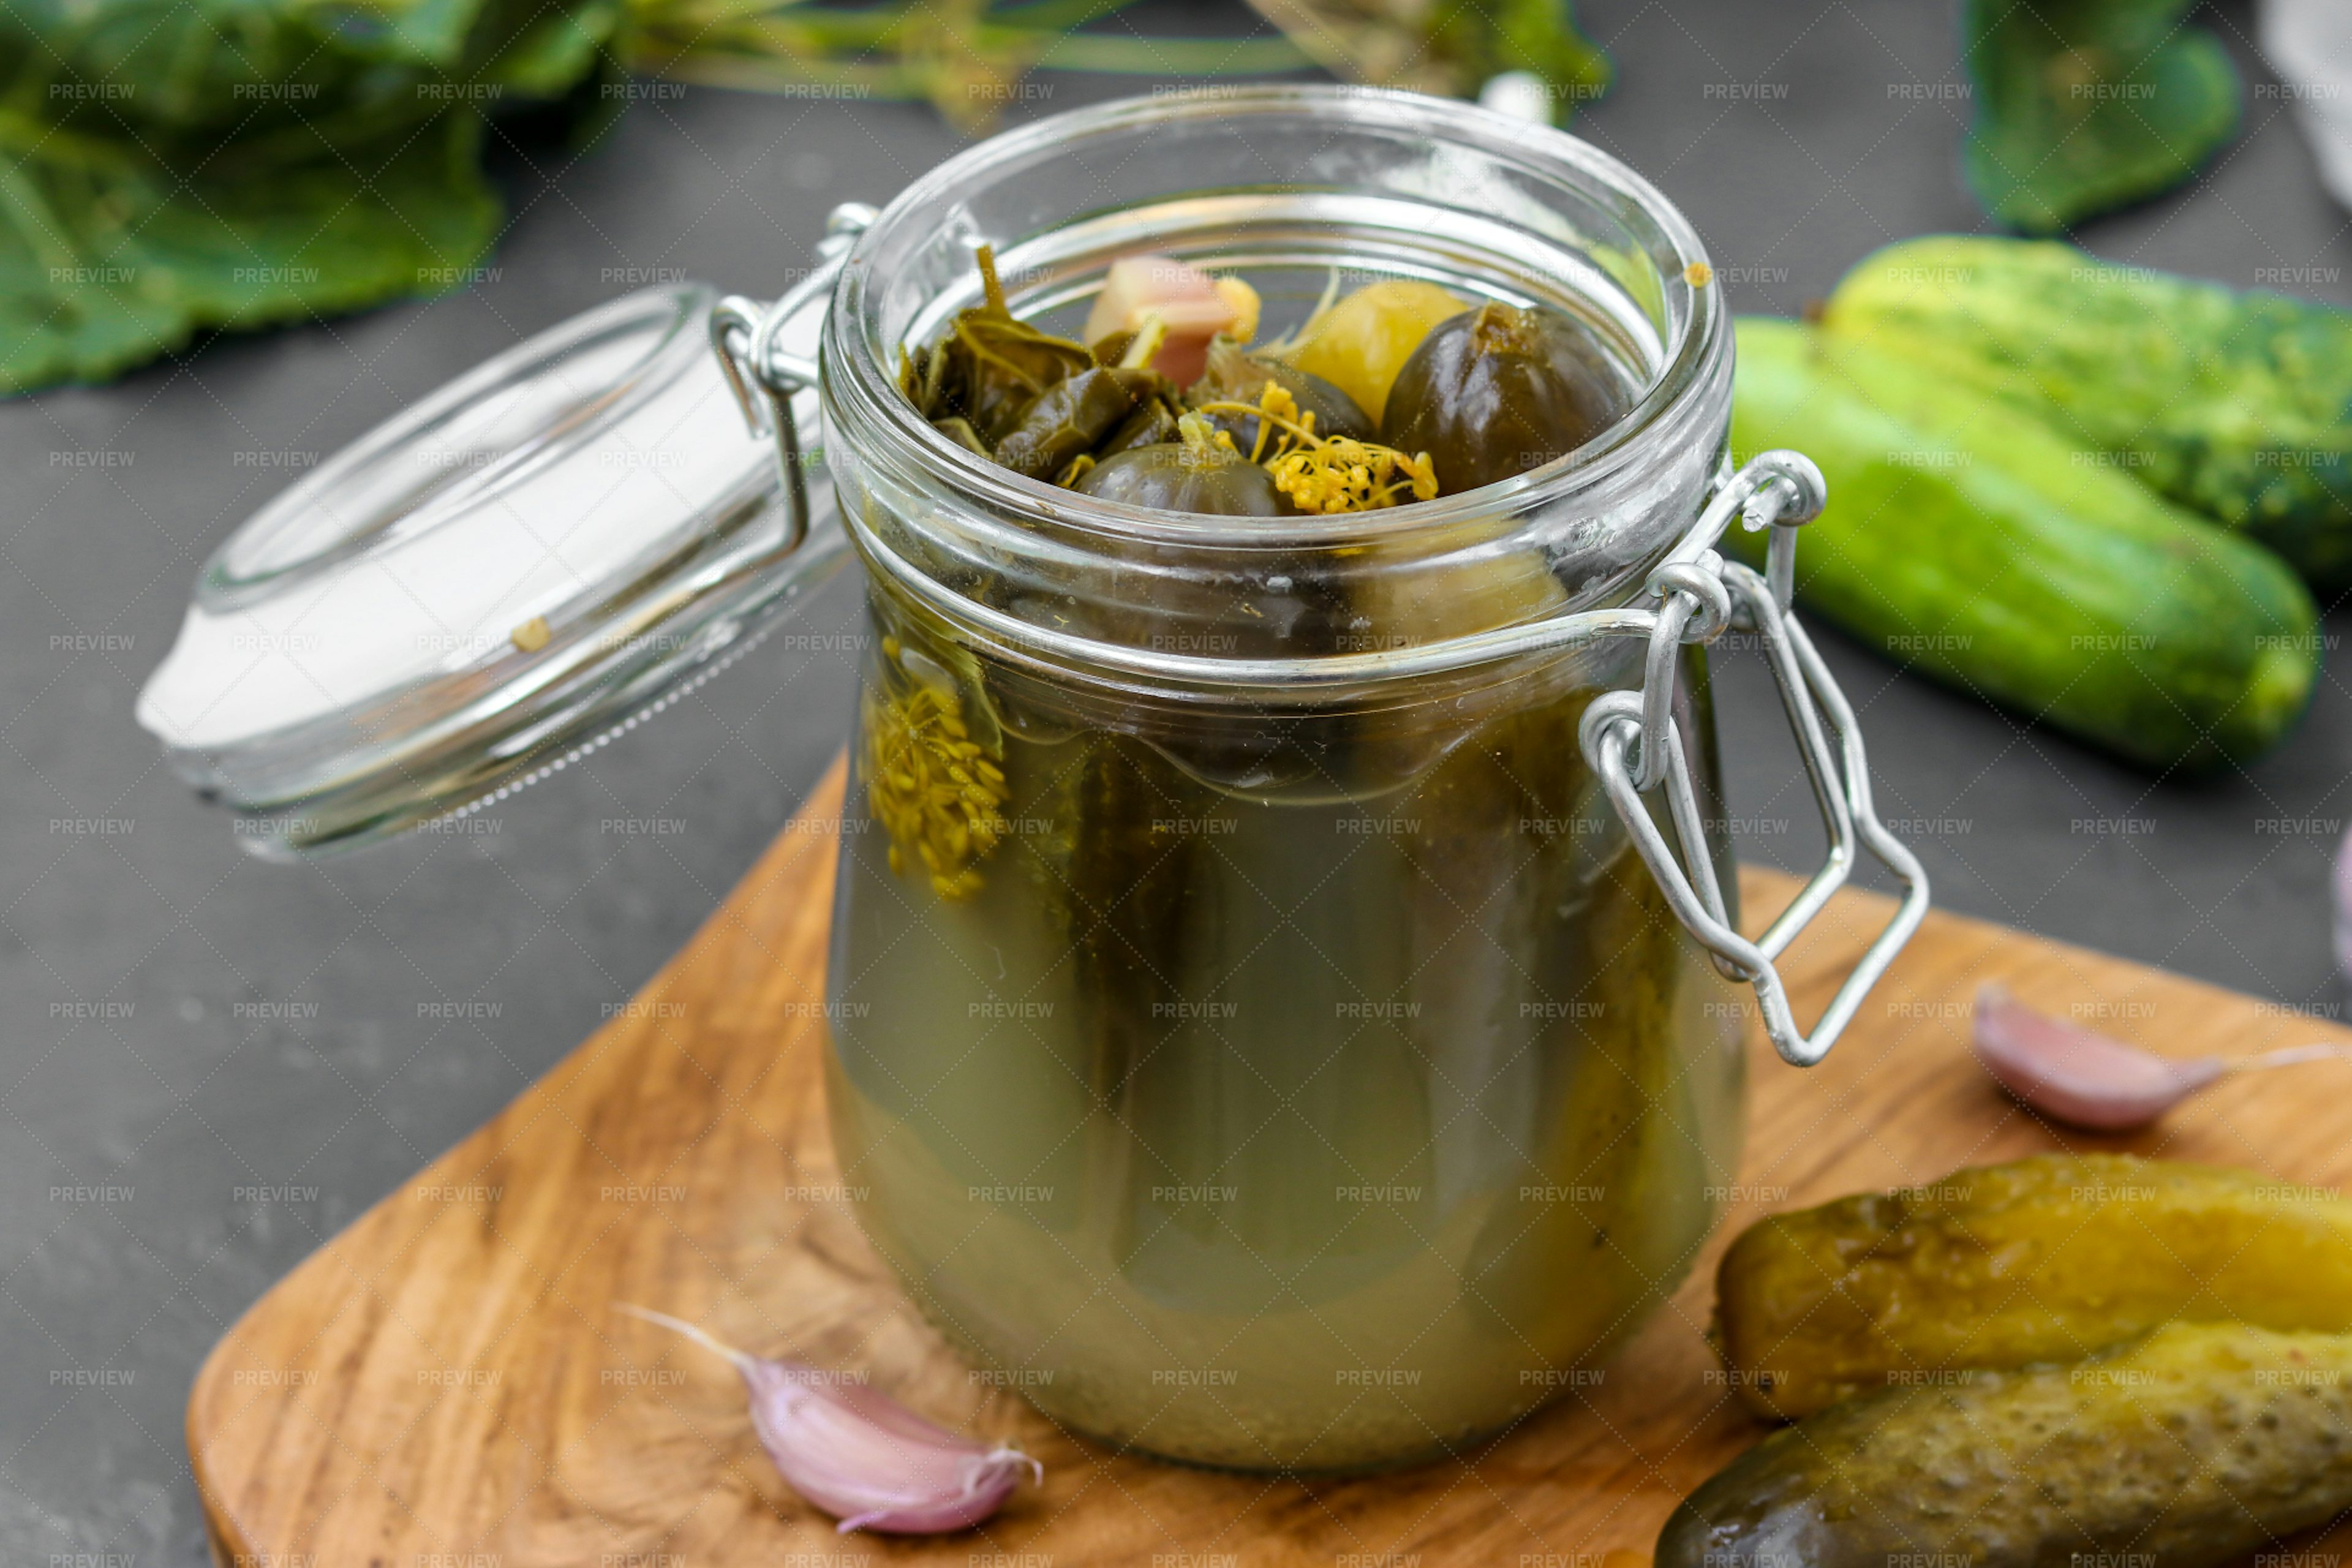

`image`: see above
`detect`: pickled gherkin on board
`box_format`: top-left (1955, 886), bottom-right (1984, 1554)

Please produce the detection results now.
top-left (1713, 1153), bottom-right (2352, 1419)
top-left (1657, 1322), bottom-right (2352, 1568)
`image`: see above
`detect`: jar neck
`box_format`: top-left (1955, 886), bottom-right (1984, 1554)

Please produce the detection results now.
top-left (818, 85), bottom-right (1732, 697)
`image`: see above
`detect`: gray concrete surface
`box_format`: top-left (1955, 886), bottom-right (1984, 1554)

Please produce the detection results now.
top-left (4, 1), bottom-right (2346, 1561)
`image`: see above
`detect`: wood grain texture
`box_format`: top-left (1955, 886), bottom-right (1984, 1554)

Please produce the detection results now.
top-left (189, 759), bottom-right (2352, 1568)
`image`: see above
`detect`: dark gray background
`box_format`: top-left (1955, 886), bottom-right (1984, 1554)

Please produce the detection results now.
top-left (5, 1), bottom-right (2346, 1560)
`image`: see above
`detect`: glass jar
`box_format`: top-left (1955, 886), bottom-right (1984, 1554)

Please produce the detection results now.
top-left (792, 91), bottom-right (1921, 1471)
top-left (826, 606), bottom-right (1740, 1474)
top-left (140, 85), bottom-right (1926, 1477)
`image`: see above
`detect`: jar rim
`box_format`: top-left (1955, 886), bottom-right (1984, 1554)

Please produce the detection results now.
top-left (825, 84), bottom-right (1727, 549)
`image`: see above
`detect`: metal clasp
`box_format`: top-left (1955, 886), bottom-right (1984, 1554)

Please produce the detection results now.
top-left (710, 202), bottom-right (877, 554)
top-left (1578, 451), bottom-right (1929, 1066)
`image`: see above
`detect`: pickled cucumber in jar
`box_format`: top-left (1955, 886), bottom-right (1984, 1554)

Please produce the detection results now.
top-left (898, 251), bottom-right (1636, 510)
top-left (1074, 412), bottom-right (1286, 514)
top-left (1382, 303), bottom-right (1632, 492)
top-left (831, 601), bottom-right (1745, 1468)
top-left (1188, 336), bottom-right (1372, 454)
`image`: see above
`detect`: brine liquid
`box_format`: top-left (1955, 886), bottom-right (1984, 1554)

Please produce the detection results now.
top-left (824, 623), bottom-right (1746, 1471)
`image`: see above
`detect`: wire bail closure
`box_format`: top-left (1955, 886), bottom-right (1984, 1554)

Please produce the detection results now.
top-left (710, 202), bottom-right (877, 559)
top-left (1578, 450), bottom-right (1927, 1066)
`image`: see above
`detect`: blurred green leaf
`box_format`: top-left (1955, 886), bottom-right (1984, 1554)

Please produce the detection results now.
top-left (0, 105), bottom-right (502, 393)
top-left (620, 0), bottom-right (1316, 132)
top-left (1, 0), bottom-right (619, 394)
top-left (1964, 0), bottom-right (2240, 233)
top-left (1, 0), bottom-right (1591, 397)
top-left (1237, 0), bottom-right (1608, 112)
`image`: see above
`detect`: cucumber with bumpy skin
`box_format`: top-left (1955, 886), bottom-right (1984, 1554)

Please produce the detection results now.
top-left (1730, 317), bottom-right (2318, 772)
top-left (1657, 1322), bottom-right (2352, 1568)
top-left (1823, 235), bottom-right (2352, 588)
top-left (1714, 1153), bottom-right (2352, 1420)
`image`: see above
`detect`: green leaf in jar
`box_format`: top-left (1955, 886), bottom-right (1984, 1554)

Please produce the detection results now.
top-left (919, 246), bottom-right (1096, 443)
top-left (990, 364), bottom-right (1172, 481)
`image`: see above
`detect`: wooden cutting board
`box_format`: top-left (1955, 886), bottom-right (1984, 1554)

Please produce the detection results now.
top-left (187, 760), bottom-right (2352, 1568)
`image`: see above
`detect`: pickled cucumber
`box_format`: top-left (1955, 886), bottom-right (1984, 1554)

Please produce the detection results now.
top-left (1658, 1322), bottom-right (2352, 1568)
top-left (1074, 412), bottom-right (1286, 514)
top-left (1715, 1153), bottom-right (2352, 1419)
top-left (1383, 303), bottom-right (1629, 492)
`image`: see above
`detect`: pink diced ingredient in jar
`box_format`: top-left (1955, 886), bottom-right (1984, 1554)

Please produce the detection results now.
top-left (1082, 255), bottom-right (1257, 385)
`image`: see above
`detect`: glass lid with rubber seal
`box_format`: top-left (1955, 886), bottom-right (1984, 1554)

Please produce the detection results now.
top-left (135, 265), bottom-right (852, 859)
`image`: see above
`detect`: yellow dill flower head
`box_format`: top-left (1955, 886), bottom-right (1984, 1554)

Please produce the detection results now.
top-left (1268, 439), bottom-right (1441, 513)
top-left (1188, 379), bottom-right (1441, 510)
top-left (1256, 379), bottom-right (1300, 429)
top-left (861, 642), bottom-right (1008, 902)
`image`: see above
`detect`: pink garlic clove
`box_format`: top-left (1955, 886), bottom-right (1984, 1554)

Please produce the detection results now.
top-left (2335, 823), bottom-right (2352, 984)
top-left (1972, 984), bottom-right (2224, 1131)
top-left (621, 1305), bottom-right (1040, 1534)
top-left (744, 1360), bottom-right (1040, 1534)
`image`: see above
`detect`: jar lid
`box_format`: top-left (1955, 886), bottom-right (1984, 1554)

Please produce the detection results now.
top-left (135, 280), bottom-right (846, 858)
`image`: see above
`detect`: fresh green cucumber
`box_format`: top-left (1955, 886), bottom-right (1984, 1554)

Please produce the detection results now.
top-left (1822, 235), bottom-right (2352, 588)
top-left (1730, 317), bottom-right (2318, 772)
